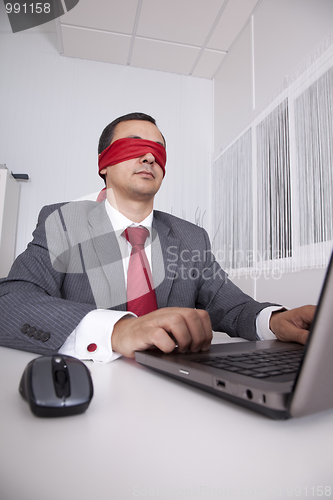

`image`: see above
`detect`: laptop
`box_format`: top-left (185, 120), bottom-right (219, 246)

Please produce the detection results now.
top-left (135, 252), bottom-right (333, 419)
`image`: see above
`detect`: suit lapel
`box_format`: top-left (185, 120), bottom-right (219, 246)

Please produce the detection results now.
top-left (86, 203), bottom-right (127, 310)
top-left (152, 214), bottom-right (180, 309)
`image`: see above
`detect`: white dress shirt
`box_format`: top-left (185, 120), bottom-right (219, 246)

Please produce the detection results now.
top-left (59, 200), bottom-right (278, 362)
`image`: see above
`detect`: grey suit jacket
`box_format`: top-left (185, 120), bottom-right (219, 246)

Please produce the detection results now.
top-left (0, 201), bottom-right (273, 355)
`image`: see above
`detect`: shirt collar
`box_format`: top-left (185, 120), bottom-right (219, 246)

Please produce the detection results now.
top-left (104, 199), bottom-right (153, 237)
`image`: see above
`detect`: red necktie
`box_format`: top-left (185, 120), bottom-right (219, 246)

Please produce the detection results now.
top-left (123, 227), bottom-right (158, 316)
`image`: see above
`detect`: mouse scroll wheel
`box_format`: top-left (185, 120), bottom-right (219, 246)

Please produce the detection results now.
top-left (55, 370), bottom-right (67, 385)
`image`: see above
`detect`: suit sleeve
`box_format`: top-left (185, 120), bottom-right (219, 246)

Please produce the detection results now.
top-left (195, 228), bottom-right (278, 341)
top-left (0, 205), bottom-right (97, 355)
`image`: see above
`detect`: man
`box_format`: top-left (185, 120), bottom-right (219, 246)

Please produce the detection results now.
top-left (0, 112), bottom-right (315, 362)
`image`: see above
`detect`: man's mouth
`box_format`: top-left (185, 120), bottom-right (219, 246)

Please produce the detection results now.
top-left (136, 170), bottom-right (155, 178)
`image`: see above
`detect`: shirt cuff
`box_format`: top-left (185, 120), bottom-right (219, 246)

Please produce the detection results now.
top-left (256, 306), bottom-right (286, 340)
top-left (58, 309), bottom-right (135, 363)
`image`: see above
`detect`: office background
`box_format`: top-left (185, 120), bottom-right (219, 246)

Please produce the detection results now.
top-left (0, 0), bottom-right (332, 309)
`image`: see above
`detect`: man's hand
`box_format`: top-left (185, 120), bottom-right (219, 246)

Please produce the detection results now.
top-left (111, 307), bottom-right (213, 358)
top-left (269, 305), bottom-right (316, 345)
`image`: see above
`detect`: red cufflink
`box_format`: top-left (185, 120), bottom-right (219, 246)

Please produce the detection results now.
top-left (87, 343), bottom-right (97, 353)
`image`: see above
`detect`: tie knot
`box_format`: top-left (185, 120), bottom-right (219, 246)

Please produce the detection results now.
top-left (123, 226), bottom-right (149, 247)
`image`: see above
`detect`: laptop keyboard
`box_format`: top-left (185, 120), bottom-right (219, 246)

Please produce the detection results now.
top-left (192, 348), bottom-right (305, 379)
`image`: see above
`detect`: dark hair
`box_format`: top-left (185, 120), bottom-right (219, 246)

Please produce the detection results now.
top-left (98, 112), bottom-right (163, 154)
top-left (98, 112), bottom-right (166, 183)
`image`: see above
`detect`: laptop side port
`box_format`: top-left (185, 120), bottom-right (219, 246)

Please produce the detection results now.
top-left (216, 379), bottom-right (226, 388)
top-left (246, 389), bottom-right (253, 400)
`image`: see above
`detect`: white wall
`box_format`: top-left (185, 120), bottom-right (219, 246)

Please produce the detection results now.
top-left (213, 0), bottom-right (333, 306)
top-left (231, 268), bottom-right (327, 309)
top-left (0, 9), bottom-right (213, 258)
top-left (214, 0), bottom-right (333, 155)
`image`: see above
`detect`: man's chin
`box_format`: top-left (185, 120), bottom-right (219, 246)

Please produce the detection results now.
top-left (129, 187), bottom-right (159, 201)
top-left (129, 182), bottom-right (161, 198)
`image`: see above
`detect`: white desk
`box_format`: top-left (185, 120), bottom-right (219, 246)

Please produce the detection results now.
top-left (1, 338), bottom-right (333, 500)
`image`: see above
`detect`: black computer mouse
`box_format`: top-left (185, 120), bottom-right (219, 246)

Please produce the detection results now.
top-left (19, 354), bottom-right (93, 417)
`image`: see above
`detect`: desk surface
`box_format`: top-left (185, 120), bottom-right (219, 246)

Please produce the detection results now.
top-left (1, 336), bottom-right (333, 500)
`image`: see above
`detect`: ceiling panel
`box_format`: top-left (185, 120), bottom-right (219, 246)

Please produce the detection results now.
top-left (136, 0), bottom-right (224, 46)
top-left (131, 38), bottom-right (200, 74)
top-left (55, 0), bottom-right (261, 79)
top-left (192, 49), bottom-right (227, 79)
top-left (208, 0), bottom-right (259, 51)
top-left (60, 0), bottom-right (138, 34)
top-left (61, 26), bottom-right (132, 65)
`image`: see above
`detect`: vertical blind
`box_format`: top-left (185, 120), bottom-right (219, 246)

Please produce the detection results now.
top-left (295, 67), bottom-right (333, 248)
top-left (212, 61), bottom-right (333, 276)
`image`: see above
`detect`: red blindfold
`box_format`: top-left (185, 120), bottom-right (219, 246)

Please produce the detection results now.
top-left (98, 138), bottom-right (167, 177)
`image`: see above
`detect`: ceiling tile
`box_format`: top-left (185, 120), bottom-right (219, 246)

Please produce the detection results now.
top-left (131, 38), bottom-right (200, 75)
top-left (207, 0), bottom-right (259, 51)
top-left (59, 0), bottom-right (138, 34)
top-left (192, 49), bottom-right (226, 79)
top-left (137, 0), bottom-right (224, 46)
top-left (52, 0), bottom-right (260, 78)
top-left (61, 26), bottom-right (131, 65)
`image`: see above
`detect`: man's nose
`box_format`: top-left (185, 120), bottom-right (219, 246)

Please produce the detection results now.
top-left (140, 152), bottom-right (155, 165)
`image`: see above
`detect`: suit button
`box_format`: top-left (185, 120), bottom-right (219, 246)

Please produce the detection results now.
top-left (34, 330), bottom-right (43, 340)
top-left (21, 324), bottom-right (30, 334)
top-left (27, 327), bottom-right (36, 337)
top-left (41, 332), bottom-right (50, 342)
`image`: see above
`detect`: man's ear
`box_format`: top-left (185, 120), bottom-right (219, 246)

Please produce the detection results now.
top-left (100, 167), bottom-right (107, 175)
